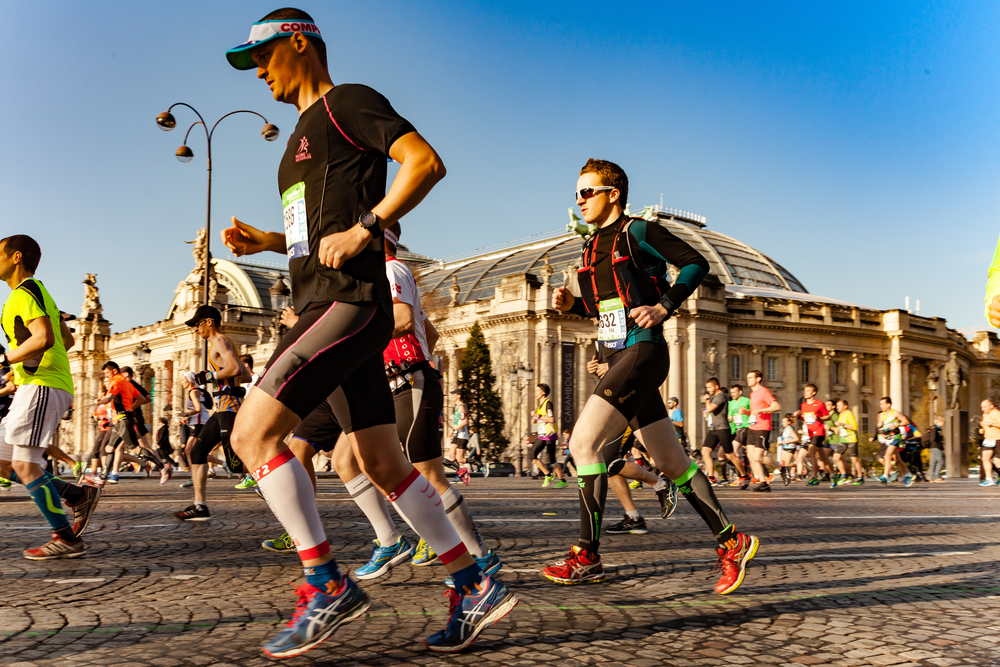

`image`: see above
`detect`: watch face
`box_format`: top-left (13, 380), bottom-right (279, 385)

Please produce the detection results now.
top-left (360, 212), bottom-right (377, 229)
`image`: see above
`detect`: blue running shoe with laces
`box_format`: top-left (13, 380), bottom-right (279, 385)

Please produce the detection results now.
top-left (904, 473), bottom-right (914, 487)
top-left (878, 475), bottom-right (887, 486)
top-left (354, 536), bottom-right (414, 580)
top-left (424, 574), bottom-right (518, 653)
top-left (262, 577), bottom-right (372, 659)
top-left (444, 549), bottom-right (502, 588)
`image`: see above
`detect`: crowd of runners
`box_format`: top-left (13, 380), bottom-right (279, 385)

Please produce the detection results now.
top-left (0, 7), bottom-right (994, 662)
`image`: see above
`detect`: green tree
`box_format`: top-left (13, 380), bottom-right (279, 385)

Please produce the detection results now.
top-left (458, 322), bottom-right (508, 461)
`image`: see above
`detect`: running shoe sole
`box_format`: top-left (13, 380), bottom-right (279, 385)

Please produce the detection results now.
top-left (716, 535), bottom-right (760, 595)
top-left (541, 571), bottom-right (606, 585)
top-left (355, 543), bottom-right (416, 580)
top-left (262, 593), bottom-right (373, 659)
top-left (605, 527), bottom-right (648, 535)
top-left (261, 541), bottom-right (296, 554)
top-left (424, 592), bottom-right (519, 653)
top-left (24, 545), bottom-right (87, 561)
top-left (411, 552), bottom-right (439, 566)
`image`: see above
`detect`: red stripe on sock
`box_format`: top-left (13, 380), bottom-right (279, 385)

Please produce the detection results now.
top-left (438, 543), bottom-right (467, 565)
top-left (386, 468), bottom-right (421, 502)
top-left (251, 449), bottom-right (295, 482)
top-left (297, 540), bottom-right (331, 561)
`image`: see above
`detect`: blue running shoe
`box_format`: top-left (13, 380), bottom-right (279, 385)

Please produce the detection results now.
top-left (878, 475), bottom-right (887, 486)
top-left (888, 472), bottom-right (898, 483)
top-left (262, 578), bottom-right (372, 659)
top-left (444, 550), bottom-right (503, 588)
top-left (904, 473), bottom-right (914, 487)
top-left (979, 479), bottom-right (996, 487)
top-left (424, 575), bottom-right (518, 653)
top-left (354, 536), bottom-right (414, 580)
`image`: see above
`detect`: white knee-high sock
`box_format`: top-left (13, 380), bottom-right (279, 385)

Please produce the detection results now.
top-left (440, 487), bottom-right (486, 557)
top-left (346, 472), bottom-right (400, 546)
top-left (387, 469), bottom-right (465, 565)
top-left (253, 450), bottom-right (329, 562)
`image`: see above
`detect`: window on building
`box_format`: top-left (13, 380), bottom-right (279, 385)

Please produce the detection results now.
top-left (862, 364), bottom-right (870, 386)
top-left (801, 359), bottom-right (811, 384)
top-left (730, 355), bottom-right (741, 380)
top-left (833, 361), bottom-right (842, 385)
top-left (767, 357), bottom-right (777, 382)
top-left (861, 400), bottom-right (870, 434)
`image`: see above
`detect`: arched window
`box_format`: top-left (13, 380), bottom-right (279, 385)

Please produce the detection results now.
top-left (861, 400), bottom-right (870, 434)
top-left (730, 355), bottom-right (741, 380)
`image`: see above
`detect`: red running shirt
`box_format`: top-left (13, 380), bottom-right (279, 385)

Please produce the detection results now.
top-left (749, 385), bottom-right (776, 431)
top-left (800, 399), bottom-right (829, 437)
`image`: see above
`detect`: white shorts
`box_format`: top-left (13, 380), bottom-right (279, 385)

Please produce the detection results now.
top-left (983, 439), bottom-right (997, 450)
top-left (3, 385), bottom-right (73, 453)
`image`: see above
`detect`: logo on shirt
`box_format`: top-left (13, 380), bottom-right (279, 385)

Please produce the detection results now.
top-left (295, 136), bottom-right (311, 162)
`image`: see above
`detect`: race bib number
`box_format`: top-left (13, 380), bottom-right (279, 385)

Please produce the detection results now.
top-left (706, 415), bottom-right (714, 427)
top-left (804, 413), bottom-right (816, 425)
top-left (598, 298), bottom-right (627, 349)
top-left (748, 414), bottom-right (757, 425)
top-left (282, 182), bottom-right (310, 259)
top-left (839, 428), bottom-right (848, 439)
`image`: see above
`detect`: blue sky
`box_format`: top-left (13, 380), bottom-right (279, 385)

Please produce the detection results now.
top-left (3, 1), bottom-right (999, 332)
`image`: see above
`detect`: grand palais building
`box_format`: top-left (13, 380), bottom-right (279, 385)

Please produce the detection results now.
top-left (62, 208), bottom-right (998, 474)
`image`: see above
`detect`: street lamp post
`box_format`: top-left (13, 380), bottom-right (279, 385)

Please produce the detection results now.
top-left (509, 362), bottom-right (534, 475)
top-left (156, 104), bottom-right (279, 368)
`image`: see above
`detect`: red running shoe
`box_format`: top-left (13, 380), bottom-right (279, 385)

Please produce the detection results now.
top-left (541, 545), bottom-right (606, 585)
top-left (457, 467), bottom-right (471, 486)
top-left (714, 532), bottom-right (759, 595)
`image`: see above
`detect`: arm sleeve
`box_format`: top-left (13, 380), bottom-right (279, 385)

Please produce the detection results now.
top-left (631, 220), bottom-right (710, 310)
top-left (335, 85), bottom-right (417, 155)
top-left (986, 232), bottom-right (1000, 325)
top-left (567, 295), bottom-right (589, 317)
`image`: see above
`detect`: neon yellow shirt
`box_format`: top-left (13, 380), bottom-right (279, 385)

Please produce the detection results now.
top-left (985, 233), bottom-right (1000, 325)
top-left (837, 409), bottom-right (858, 443)
top-left (1, 278), bottom-right (74, 394)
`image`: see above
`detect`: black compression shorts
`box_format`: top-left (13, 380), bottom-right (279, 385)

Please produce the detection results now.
top-left (257, 301), bottom-right (394, 427)
top-left (181, 424), bottom-right (203, 443)
top-left (746, 429), bottom-right (771, 450)
top-left (90, 429), bottom-right (112, 460)
top-left (704, 428), bottom-right (735, 455)
top-left (594, 342), bottom-right (669, 428)
top-left (394, 368), bottom-right (444, 464)
top-left (131, 412), bottom-right (149, 437)
top-left (808, 435), bottom-right (826, 449)
top-left (530, 436), bottom-right (558, 466)
top-left (110, 415), bottom-right (139, 450)
top-left (293, 399), bottom-right (343, 453)
top-left (190, 412), bottom-right (237, 466)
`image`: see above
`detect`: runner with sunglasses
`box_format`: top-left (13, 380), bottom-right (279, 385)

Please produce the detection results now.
top-left (221, 9), bottom-right (515, 656)
top-left (543, 159), bottom-right (758, 594)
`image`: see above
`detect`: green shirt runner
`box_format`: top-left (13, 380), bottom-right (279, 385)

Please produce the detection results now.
top-left (728, 396), bottom-right (751, 434)
top-left (1, 277), bottom-right (74, 394)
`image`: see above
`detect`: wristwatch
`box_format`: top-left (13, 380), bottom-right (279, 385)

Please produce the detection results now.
top-left (358, 211), bottom-right (380, 236)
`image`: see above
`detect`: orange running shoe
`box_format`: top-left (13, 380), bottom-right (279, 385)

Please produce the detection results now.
top-left (714, 532), bottom-right (759, 595)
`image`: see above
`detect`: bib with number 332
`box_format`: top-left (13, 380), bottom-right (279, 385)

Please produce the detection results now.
top-left (598, 297), bottom-right (627, 350)
top-left (282, 182), bottom-right (310, 259)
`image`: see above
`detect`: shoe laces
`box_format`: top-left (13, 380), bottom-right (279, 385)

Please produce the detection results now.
top-left (444, 588), bottom-right (463, 622)
top-left (285, 583), bottom-right (317, 628)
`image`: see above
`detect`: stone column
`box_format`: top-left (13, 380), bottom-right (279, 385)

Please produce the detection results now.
top-left (849, 353), bottom-right (862, 419)
top-left (900, 354), bottom-right (912, 415)
top-left (784, 347), bottom-right (801, 410)
top-left (540, 337), bottom-right (554, 392)
top-left (666, 331), bottom-right (684, 404)
top-left (888, 335), bottom-right (903, 409)
top-left (818, 349), bottom-right (834, 399)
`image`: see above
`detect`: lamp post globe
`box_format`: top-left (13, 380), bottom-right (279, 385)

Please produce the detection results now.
top-left (175, 146), bottom-right (194, 163)
top-left (262, 123), bottom-right (280, 141)
top-left (156, 112), bottom-right (176, 130)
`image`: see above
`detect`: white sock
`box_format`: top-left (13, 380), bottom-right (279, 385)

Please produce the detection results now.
top-left (440, 487), bottom-right (486, 558)
top-left (626, 509), bottom-right (642, 520)
top-left (253, 450), bottom-right (330, 562)
top-left (387, 469), bottom-right (465, 565)
top-left (653, 478), bottom-right (667, 492)
top-left (346, 473), bottom-right (400, 546)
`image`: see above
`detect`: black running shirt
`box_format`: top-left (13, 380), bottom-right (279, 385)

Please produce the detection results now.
top-left (278, 84), bottom-right (416, 316)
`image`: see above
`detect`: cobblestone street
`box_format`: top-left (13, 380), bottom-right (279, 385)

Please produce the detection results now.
top-left (1, 475), bottom-right (998, 667)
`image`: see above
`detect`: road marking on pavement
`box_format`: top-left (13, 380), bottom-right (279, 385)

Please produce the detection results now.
top-left (813, 515), bottom-right (1000, 519)
top-left (755, 551), bottom-right (975, 561)
top-left (44, 578), bottom-right (106, 583)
